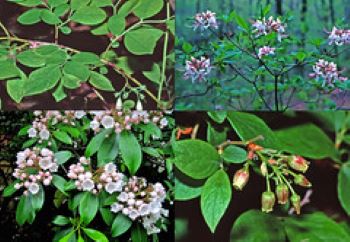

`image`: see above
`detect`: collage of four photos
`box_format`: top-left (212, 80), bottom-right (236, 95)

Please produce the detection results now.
top-left (1, 0), bottom-right (350, 241)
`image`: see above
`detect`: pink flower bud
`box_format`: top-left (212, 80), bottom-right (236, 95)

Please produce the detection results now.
top-left (289, 156), bottom-right (309, 173)
top-left (294, 174), bottom-right (312, 187)
top-left (276, 184), bottom-right (289, 205)
top-left (261, 191), bottom-right (276, 213)
top-left (291, 194), bottom-right (301, 215)
top-left (232, 168), bottom-right (249, 191)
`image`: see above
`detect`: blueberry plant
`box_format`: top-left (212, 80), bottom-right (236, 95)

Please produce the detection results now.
top-left (174, 111), bottom-right (350, 241)
top-left (1, 110), bottom-right (175, 241)
top-left (176, 5), bottom-right (350, 110)
top-left (0, 0), bottom-right (174, 109)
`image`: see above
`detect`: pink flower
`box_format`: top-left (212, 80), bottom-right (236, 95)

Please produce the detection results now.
top-left (184, 56), bottom-right (212, 83)
top-left (252, 16), bottom-right (287, 41)
top-left (328, 27), bottom-right (350, 46)
top-left (309, 59), bottom-right (348, 87)
top-left (193, 10), bottom-right (218, 31)
top-left (258, 46), bottom-right (276, 58)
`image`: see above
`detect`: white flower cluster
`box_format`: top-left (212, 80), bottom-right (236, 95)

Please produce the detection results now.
top-left (28, 111), bottom-right (86, 141)
top-left (193, 10), bottom-right (218, 31)
top-left (68, 159), bottom-right (125, 194)
top-left (111, 176), bottom-right (168, 235)
top-left (13, 148), bottom-right (58, 195)
top-left (309, 59), bottom-right (348, 87)
top-left (328, 26), bottom-right (350, 46)
top-left (184, 56), bottom-right (212, 83)
top-left (258, 46), bottom-right (276, 58)
top-left (252, 16), bottom-right (287, 41)
top-left (89, 111), bottom-right (168, 133)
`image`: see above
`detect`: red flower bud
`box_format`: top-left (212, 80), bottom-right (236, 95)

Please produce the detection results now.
top-left (276, 184), bottom-right (289, 205)
top-left (247, 143), bottom-right (263, 151)
top-left (294, 174), bottom-right (312, 187)
top-left (291, 194), bottom-right (301, 215)
top-left (289, 156), bottom-right (309, 173)
top-left (261, 191), bottom-right (275, 213)
top-left (232, 168), bottom-right (249, 191)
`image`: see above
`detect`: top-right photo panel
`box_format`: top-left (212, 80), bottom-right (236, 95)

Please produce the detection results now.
top-left (175, 0), bottom-right (350, 111)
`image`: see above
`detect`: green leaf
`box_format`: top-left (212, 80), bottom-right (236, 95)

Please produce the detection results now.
top-left (16, 195), bottom-right (34, 225)
top-left (207, 122), bottom-right (227, 146)
top-left (143, 63), bottom-right (161, 84)
top-left (17, 49), bottom-right (46, 68)
top-left (91, 0), bottom-right (113, 7)
top-left (89, 71), bottom-right (115, 91)
top-left (31, 187), bottom-right (44, 211)
top-left (48, 0), bottom-right (68, 8)
top-left (53, 131), bottom-right (72, 144)
top-left (41, 9), bottom-right (61, 25)
top-left (70, 0), bottom-right (90, 10)
top-left (175, 178), bottom-right (202, 201)
top-left (24, 65), bottom-right (61, 96)
top-left (208, 111), bottom-right (227, 124)
top-left (18, 9), bottom-right (42, 25)
top-left (0, 59), bottom-right (20, 79)
top-left (53, 215), bottom-right (70, 226)
top-left (276, 124), bottom-right (338, 160)
top-left (119, 130), bottom-right (142, 175)
top-left (79, 192), bottom-right (99, 225)
top-left (71, 52), bottom-right (100, 65)
top-left (100, 208), bottom-right (114, 226)
top-left (234, 14), bottom-right (249, 30)
top-left (97, 132), bottom-right (119, 166)
top-left (53, 83), bottom-right (67, 102)
top-left (201, 170), bottom-right (231, 233)
top-left (338, 162), bottom-right (350, 215)
top-left (108, 14), bottom-right (125, 36)
top-left (131, 224), bottom-right (148, 242)
top-left (284, 212), bottom-right (350, 241)
top-left (63, 61), bottom-right (90, 82)
top-left (3, 181), bottom-right (18, 197)
top-left (7, 78), bottom-right (25, 103)
top-left (118, 0), bottom-right (140, 17)
top-left (71, 6), bottom-right (106, 25)
top-left (52, 175), bottom-right (68, 195)
top-left (82, 228), bottom-right (108, 242)
top-left (133, 0), bottom-right (164, 19)
top-left (173, 140), bottom-right (220, 179)
top-left (227, 112), bottom-right (281, 149)
top-left (124, 26), bottom-right (163, 55)
top-left (222, 145), bottom-right (247, 164)
top-left (111, 213), bottom-right (132, 237)
top-left (58, 230), bottom-right (75, 242)
top-left (230, 210), bottom-right (285, 241)
top-left (85, 128), bottom-right (111, 157)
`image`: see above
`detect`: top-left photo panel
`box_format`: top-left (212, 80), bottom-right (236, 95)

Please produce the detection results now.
top-left (0, 0), bottom-right (175, 110)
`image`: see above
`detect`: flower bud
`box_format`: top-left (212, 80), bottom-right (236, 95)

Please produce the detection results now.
top-left (116, 98), bottom-right (123, 110)
top-left (291, 194), bottom-right (301, 215)
top-left (288, 156), bottom-right (309, 173)
top-left (136, 100), bottom-right (143, 111)
top-left (232, 168), bottom-right (249, 191)
top-left (261, 191), bottom-right (275, 213)
top-left (247, 143), bottom-right (263, 151)
top-left (260, 162), bottom-right (267, 176)
top-left (276, 184), bottom-right (289, 204)
top-left (294, 174), bottom-right (312, 187)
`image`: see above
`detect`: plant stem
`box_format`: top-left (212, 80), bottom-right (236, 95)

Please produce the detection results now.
top-left (157, 1), bottom-right (171, 105)
top-left (274, 75), bottom-right (279, 111)
top-left (54, 25), bottom-right (59, 44)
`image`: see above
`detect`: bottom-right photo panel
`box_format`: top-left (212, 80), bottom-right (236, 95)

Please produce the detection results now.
top-left (174, 111), bottom-right (350, 242)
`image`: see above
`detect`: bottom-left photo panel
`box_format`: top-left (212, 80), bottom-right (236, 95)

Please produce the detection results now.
top-left (0, 111), bottom-right (174, 242)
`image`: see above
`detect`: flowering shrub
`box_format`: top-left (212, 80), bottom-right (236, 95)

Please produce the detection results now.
top-left (2, 110), bottom-right (175, 241)
top-left (176, 5), bottom-right (350, 110)
top-left (174, 111), bottom-right (350, 241)
top-left (0, 0), bottom-right (174, 109)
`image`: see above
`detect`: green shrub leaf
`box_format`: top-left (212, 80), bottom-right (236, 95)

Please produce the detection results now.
top-left (111, 214), bottom-right (132, 237)
top-left (119, 130), bottom-right (142, 175)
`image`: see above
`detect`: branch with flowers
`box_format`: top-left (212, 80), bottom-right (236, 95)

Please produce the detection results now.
top-left (1, 110), bottom-right (175, 241)
top-left (0, 0), bottom-right (174, 109)
top-left (176, 6), bottom-right (350, 111)
top-left (174, 111), bottom-right (350, 240)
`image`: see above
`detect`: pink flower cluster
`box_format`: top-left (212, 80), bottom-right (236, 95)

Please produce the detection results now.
top-left (89, 111), bottom-right (168, 133)
top-left (252, 16), bottom-right (287, 41)
top-left (67, 158), bottom-right (125, 194)
top-left (28, 111), bottom-right (86, 141)
top-left (193, 10), bottom-right (218, 31)
top-left (258, 46), bottom-right (276, 58)
top-left (184, 56), bottom-right (212, 83)
top-left (309, 59), bottom-right (348, 86)
top-left (111, 176), bottom-right (168, 235)
top-left (13, 148), bottom-right (58, 195)
top-left (328, 27), bottom-right (350, 46)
